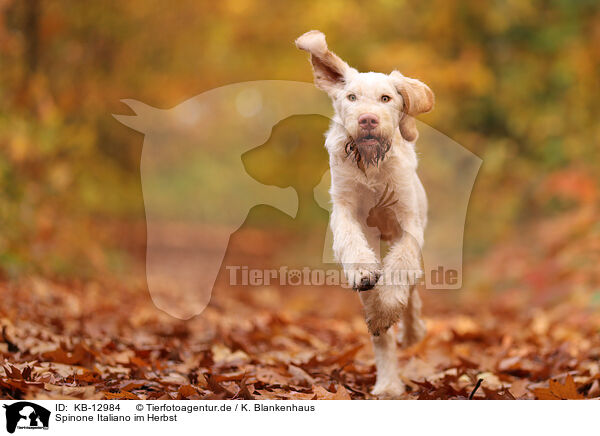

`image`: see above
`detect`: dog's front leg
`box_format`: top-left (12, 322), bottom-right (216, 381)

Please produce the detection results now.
top-left (330, 201), bottom-right (404, 397)
top-left (330, 201), bottom-right (381, 291)
top-left (366, 220), bottom-right (424, 336)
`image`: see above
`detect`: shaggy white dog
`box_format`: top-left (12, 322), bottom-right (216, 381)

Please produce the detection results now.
top-left (296, 30), bottom-right (434, 398)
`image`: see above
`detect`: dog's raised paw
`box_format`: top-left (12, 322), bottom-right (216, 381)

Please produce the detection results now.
top-left (347, 266), bottom-right (381, 292)
top-left (365, 294), bottom-right (404, 336)
top-left (366, 311), bottom-right (399, 337)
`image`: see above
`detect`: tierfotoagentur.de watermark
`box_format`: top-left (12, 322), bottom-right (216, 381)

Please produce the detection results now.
top-left (226, 265), bottom-right (459, 288)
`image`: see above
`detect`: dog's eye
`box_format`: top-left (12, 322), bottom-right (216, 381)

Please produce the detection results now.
top-left (381, 95), bottom-right (391, 103)
top-left (347, 94), bottom-right (357, 102)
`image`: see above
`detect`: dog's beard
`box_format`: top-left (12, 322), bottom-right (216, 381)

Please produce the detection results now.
top-left (344, 135), bottom-right (391, 168)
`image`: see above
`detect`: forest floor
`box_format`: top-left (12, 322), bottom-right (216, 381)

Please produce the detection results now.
top-left (1, 205), bottom-right (600, 400)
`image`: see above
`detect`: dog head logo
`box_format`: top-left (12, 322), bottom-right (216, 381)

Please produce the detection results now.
top-left (114, 80), bottom-right (480, 319)
top-left (3, 402), bottom-right (50, 433)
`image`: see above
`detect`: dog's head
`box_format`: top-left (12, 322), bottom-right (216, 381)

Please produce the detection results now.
top-left (296, 30), bottom-right (434, 167)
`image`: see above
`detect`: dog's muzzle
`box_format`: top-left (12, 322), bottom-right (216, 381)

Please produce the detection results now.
top-left (345, 135), bottom-right (391, 168)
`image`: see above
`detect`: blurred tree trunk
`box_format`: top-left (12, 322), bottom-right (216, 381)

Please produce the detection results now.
top-left (14, 0), bottom-right (40, 109)
top-left (24, 0), bottom-right (39, 74)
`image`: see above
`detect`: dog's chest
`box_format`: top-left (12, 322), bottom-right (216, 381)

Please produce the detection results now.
top-left (350, 164), bottom-right (396, 211)
top-left (361, 162), bottom-right (397, 197)
top-left (346, 167), bottom-right (403, 241)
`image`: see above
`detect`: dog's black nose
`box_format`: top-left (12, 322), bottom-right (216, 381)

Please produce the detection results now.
top-left (358, 113), bottom-right (379, 130)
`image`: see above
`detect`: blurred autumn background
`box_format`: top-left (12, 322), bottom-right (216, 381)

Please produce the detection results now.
top-left (1, 0), bottom-right (600, 400)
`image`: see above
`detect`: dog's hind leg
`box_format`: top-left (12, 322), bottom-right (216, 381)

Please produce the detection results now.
top-left (360, 292), bottom-right (405, 398)
top-left (397, 286), bottom-right (427, 348)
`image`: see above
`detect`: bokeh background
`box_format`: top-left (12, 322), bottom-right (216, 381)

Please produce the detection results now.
top-left (1, 0), bottom-right (600, 400)
top-left (1, 0), bottom-right (599, 283)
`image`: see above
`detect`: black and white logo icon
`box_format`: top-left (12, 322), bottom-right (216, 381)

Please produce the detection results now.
top-left (2, 402), bottom-right (50, 433)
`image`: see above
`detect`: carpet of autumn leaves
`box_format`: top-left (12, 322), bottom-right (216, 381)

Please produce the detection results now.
top-left (2, 195), bottom-right (600, 401)
top-left (2, 0), bottom-right (600, 403)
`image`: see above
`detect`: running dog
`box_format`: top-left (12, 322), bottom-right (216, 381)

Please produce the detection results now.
top-left (296, 30), bottom-right (433, 397)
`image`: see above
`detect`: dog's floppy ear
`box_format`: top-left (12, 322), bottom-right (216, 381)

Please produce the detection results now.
top-left (390, 71), bottom-right (434, 142)
top-left (296, 30), bottom-right (355, 95)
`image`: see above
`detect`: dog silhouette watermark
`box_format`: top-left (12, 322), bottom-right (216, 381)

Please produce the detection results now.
top-left (114, 81), bottom-right (481, 319)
